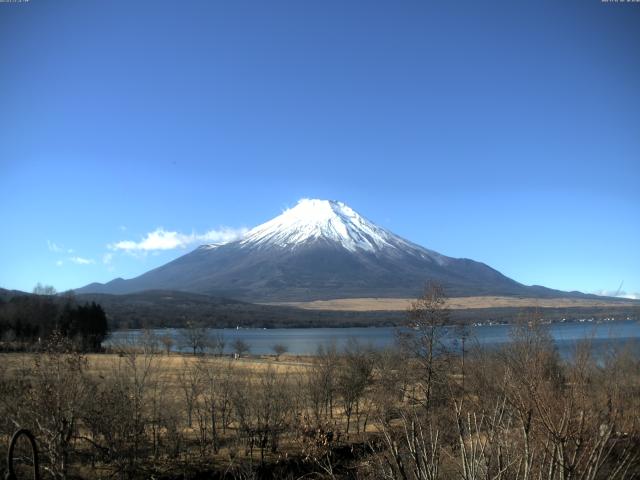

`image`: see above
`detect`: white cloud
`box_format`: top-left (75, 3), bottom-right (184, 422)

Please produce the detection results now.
top-left (47, 240), bottom-right (64, 253)
top-left (592, 289), bottom-right (640, 300)
top-left (56, 260), bottom-right (63, 267)
top-left (618, 293), bottom-right (640, 300)
top-left (48, 241), bottom-right (74, 254)
top-left (109, 227), bottom-right (247, 252)
top-left (197, 227), bottom-right (249, 244)
top-left (69, 256), bottom-right (95, 265)
top-left (102, 253), bottom-right (113, 265)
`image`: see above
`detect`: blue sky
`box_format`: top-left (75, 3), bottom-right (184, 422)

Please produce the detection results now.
top-left (1, 0), bottom-right (639, 298)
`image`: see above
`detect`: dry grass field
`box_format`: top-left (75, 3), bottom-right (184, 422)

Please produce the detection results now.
top-left (0, 351), bottom-right (313, 384)
top-left (265, 295), bottom-right (638, 311)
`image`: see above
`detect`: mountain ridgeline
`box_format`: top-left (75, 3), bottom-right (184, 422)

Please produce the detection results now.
top-left (78, 199), bottom-right (593, 301)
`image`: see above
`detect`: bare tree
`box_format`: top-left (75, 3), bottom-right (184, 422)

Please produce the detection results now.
top-left (100, 335), bottom-right (157, 478)
top-left (337, 339), bottom-right (374, 435)
top-left (402, 281), bottom-right (450, 411)
top-left (196, 357), bottom-right (232, 454)
top-left (178, 359), bottom-right (202, 428)
top-left (378, 409), bottom-right (441, 480)
top-left (20, 333), bottom-right (89, 479)
top-left (216, 360), bottom-right (236, 435)
top-left (373, 347), bottom-right (408, 422)
top-left (140, 329), bottom-right (160, 354)
top-left (309, 343), bottom-right (339, 421)
top-left (33, 283), bottom-right (57, 296)
top-left (212, 332), bottom-right (226, 356)
top-left (232, 338), bottom-right (250, 358)
top-left (180, 322), bottom-right (209, 355)
top-left (272, 343), bottom-right (288, 360)
top-left (160, 334), bottom-right (175, 355)
top-left (232, 367), bottom-right (293, 463)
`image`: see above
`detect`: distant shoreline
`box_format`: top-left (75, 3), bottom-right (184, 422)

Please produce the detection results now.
top-left (109, 317), bottom-right (639, 333)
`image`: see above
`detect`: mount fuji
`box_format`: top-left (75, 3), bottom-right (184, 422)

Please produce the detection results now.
top-left (77, 199), bottom-right (583, 301)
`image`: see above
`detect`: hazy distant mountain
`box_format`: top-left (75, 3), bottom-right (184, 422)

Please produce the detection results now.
top-left (0, 287), bottom-right (30, 303)
top-left (77, 199), bottom-right (592, 301)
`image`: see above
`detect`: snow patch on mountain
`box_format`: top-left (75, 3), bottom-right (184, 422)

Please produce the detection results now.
top-left (236, 199), bottom-right (446, 265)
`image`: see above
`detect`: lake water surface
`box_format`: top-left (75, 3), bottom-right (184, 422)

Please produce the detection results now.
top-left (106, 320), bottom-right (640, 358)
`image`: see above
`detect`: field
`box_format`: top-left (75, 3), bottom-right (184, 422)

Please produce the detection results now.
top-left (0, 351), bottom-right (313, 378)
top-left (265, 295), bottom-right (639, 311)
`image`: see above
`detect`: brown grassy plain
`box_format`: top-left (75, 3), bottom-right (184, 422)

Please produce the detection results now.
top-left (265, 295), bottom-right (638, 311)
top-left (0, 351), bottom-right (313, 388)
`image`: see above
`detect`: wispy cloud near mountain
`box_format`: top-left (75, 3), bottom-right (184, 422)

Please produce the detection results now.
top-left (109, 227), bottom-right (248, 253)
top-left (47, 240), bottom-right (73, 254)
top-left (69, 256), bottom-right (95, 265)
top-left (592, 289), bottom-right (640, 300)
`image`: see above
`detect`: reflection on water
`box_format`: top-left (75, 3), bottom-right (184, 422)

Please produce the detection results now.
top-left (106, 320), bottom-right (640, 359)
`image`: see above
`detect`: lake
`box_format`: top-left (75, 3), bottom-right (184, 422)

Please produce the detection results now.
top-left (106, 320), bottom-right (640, 359)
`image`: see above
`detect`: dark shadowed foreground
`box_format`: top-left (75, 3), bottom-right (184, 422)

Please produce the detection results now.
top-left (1, 316), bottom-right (639, 479)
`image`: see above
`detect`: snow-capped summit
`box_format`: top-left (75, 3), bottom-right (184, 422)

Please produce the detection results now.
top-left (240, 198), bottom-right (417, 253)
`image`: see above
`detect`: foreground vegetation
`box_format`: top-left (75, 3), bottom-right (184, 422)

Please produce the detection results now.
top-left (1, 285), bottom-right (639, 479)
top-left (1, 345), bottom-right (639, 478)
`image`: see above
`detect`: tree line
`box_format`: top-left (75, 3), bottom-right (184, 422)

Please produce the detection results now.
top-left (0, 284), bottom-right (109, 352)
